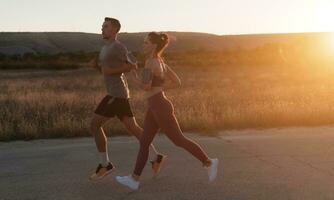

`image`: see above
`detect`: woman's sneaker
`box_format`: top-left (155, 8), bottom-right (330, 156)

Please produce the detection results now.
top-left (89, 162), bottom-right (115, 181)
top-left (207, 158), bottom-right (219, 182)
top-left (115, 175), bottom-right (140, 190)
top-left (150, 154), bottom-right (167, 176)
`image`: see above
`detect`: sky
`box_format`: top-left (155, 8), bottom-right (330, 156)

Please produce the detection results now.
top-left (1, 0), bottom-right (334, 35)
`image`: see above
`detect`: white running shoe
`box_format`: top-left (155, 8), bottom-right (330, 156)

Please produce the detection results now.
top-left (207, 158), bottom-right (219, 182)
top-left (116, 175), bottom-right (140, 190)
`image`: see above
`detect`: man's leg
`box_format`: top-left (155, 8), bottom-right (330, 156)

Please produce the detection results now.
top-left (90, 114), bottom-right (110, 159)
top-left (89, 113), bottom-right (114, 180)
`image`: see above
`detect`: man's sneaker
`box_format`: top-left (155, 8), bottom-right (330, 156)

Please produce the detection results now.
top-left (89, 162), bottom-right (114, 181)
top-left (149, 154), bottom-right (167, 176)
top-left (207, 158), bottom-right (219, 182)
top-left (115, 175), bottom-right (140, 190)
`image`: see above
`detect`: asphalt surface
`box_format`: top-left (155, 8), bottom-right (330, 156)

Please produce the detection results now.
top-left (1, 127), bottom-right (334, 200)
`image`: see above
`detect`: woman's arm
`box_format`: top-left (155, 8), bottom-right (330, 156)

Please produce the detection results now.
top-left (133, 58), bottom-right (163, 91)
top-left (163, 64), bottom-right (181, 90)
top-left (130, 69), bottom-right (152, 91)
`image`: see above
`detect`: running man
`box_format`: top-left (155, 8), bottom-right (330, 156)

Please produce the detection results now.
top-left (88, 18), bottom-right (165, 181)
top-left (115, 32), bottom-right (219, 190)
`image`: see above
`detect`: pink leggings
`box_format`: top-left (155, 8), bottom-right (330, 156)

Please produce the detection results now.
top-left (133, 92), bottom-right (209, 176)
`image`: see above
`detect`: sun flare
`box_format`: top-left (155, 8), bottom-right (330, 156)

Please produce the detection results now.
top-left (329, 33), bottom-right (334, 51)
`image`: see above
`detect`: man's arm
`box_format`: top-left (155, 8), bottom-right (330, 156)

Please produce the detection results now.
top-left (102, 62), bottom-right (137, 75)
top-left (87, 56), bottom-right (102, 72)
top-left (87, 57), bottom-right (134, 74)
top-left (102, 43), bottom-right (137, 75)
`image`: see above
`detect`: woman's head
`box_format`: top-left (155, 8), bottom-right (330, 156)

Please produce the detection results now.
top-left (143, 32), bottom-right (169, 57)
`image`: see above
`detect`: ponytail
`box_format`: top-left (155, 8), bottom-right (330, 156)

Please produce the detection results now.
top-left (148, 32), bottom-right (169, 56)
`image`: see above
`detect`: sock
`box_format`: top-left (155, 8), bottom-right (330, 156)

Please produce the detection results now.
top-left (100, 152), bottom-right (110, 166)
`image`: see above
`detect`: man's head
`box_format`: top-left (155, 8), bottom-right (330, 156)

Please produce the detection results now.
top-left (101, 17), bottom-right (121, 40)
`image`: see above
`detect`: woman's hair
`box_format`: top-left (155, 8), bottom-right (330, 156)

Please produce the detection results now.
top-left (148, 32), bottom-right (169, 56)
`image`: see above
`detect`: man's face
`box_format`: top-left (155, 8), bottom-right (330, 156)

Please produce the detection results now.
top-left (101, 21), bottom-right (115, 39)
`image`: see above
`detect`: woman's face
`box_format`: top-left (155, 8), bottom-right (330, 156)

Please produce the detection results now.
top-left (143, 35), bottom-right (157, 55)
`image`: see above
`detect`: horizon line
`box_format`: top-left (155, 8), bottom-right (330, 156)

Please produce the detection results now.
top-left (1, 30), bottom-right (334, 37)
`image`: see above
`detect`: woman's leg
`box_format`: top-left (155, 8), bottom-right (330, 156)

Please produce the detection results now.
top-left (121, 116), bottom-right (160, 161)
top-left (152, 99), bottom-right (210, 165)
top-left (133, 109), bottom-right (160, 177)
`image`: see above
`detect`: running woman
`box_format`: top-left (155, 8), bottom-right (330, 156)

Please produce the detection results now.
top-left (88, 18), bottom-right (166, 181)
top-left (115, 32), bottom-right (219, 190)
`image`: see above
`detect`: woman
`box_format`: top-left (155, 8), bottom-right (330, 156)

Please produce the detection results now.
top-left (116, 32), bottom-right (219, 190)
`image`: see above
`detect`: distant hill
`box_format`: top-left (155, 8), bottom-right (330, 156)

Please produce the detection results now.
top-left (0, 31), bottom-right (332, 55)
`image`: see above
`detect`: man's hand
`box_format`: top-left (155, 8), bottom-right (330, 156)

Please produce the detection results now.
top-left (130, 68), bottom-right (139, 79)
top-left (88, 57), bottom-right (100, 71)
top-left (125, 62), bottom-right (138, 72)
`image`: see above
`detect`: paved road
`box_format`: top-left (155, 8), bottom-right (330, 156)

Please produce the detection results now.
top-left (1, 127), bottom-right (334, 200)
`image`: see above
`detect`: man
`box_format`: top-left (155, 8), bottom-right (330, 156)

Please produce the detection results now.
top-left (88, 17), bottom-right (165, 181)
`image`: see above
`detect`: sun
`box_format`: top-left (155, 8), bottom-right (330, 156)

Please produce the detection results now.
top-left (316, 33), bottom-right (334, 60)
top-left (322, 33), bottom-right (334, 60)
top-left (329, 33), bottom-right (334, 51)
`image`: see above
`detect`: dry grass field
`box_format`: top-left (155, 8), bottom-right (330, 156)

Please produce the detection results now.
top-left (1, 63), bottom-right (334, 141)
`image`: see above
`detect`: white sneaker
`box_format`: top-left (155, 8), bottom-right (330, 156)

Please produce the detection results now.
top-left (207, 158), bottom-right (219, 182)
top-left (116, 175), bottom-right (140, 190)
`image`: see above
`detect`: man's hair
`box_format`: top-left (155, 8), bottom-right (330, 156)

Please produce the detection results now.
top-left (104, 17), bottom-right (121, 33)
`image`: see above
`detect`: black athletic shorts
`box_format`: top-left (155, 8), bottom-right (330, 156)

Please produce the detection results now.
top-left (94, 95), bottom-right (134, 120)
